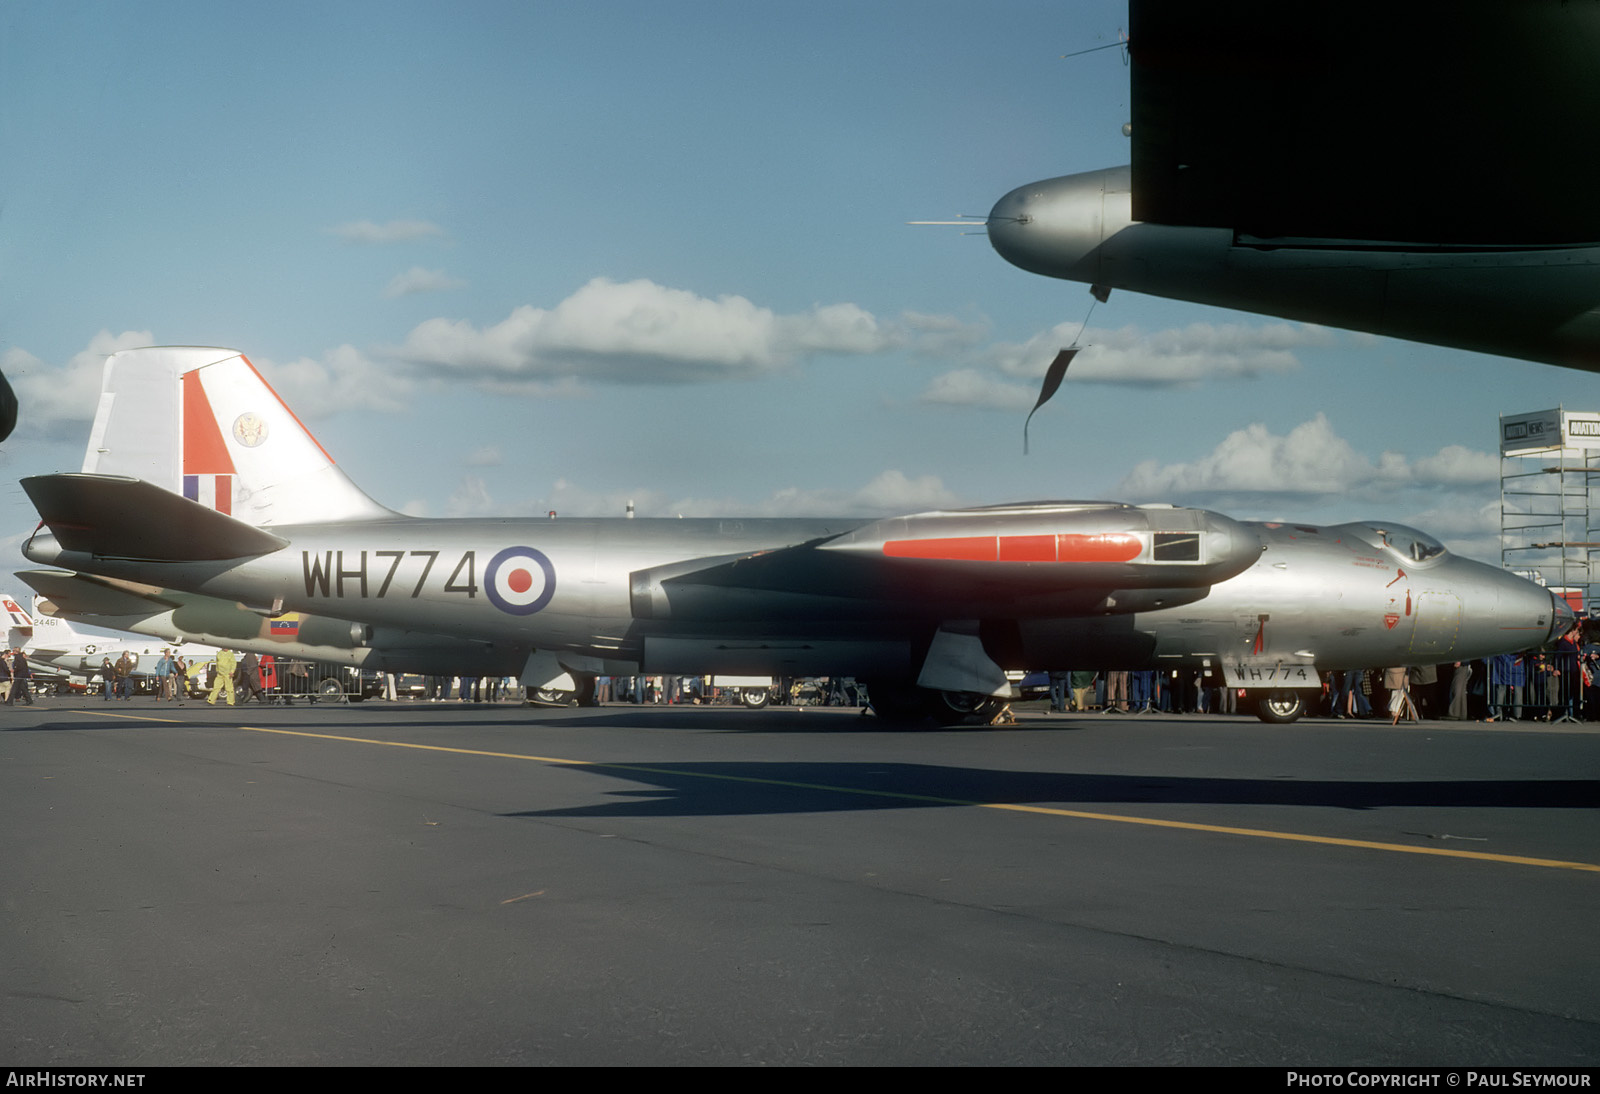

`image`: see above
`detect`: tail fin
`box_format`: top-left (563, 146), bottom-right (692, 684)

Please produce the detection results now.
top-left (82, 346), bottom-right (392, 526)
top-left (0, 594), bottom-right (34, 650)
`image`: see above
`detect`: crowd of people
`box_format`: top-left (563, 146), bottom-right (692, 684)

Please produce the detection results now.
top-left (7, 631), bottom-right (1595, 723)
top-left (1042, 644), bottom-right (1599, 723)
top-left (0, 648), bottom-right (32, 705)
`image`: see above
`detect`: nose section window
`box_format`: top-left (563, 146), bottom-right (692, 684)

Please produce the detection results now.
top-left (1152, 532), bottom-right (1201, 561)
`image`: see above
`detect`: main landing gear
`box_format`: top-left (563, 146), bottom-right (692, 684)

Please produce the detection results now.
top-left (864, 681), bottom-right (1008, 727)
top-left (1252, 691), bottom-right (1308, 724)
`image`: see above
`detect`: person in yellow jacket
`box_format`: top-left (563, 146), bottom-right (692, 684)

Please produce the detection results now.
top-left (207, 649), bottom-right (238, 706)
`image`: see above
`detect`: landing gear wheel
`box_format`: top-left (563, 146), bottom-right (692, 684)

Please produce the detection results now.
top-left (864, 682), bottom-right (1006, 726)
top-left (933, 691), bottom-right (1006, 726)
top-left (532, 688), bottom-right (575, 706)
top-left (740, 688), bottom-right (770, 709)
top-left (1254, 691), bottom-right (1306, 724)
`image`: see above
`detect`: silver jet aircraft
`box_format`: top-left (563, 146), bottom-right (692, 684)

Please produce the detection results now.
top-left (19, 346), bottom-right (1572, 723)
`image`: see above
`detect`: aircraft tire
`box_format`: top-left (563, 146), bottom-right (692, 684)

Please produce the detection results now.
top-left (865, 682), bottom-right (1004, 726)
top-left (933, 690), bottom-right (1006, 726)
top-left (739, 688), bottom-right (770, 709)
top-left (1254, 691), bottom-right (1306, 724)
top-left (532, 688), bottom-right (575, 706)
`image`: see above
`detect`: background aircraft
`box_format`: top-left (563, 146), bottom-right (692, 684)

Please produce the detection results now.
top-left (3, 592), bottom-right (215, 694)
top-left (16, 569), bottom-right (532, 689)
top-left (988, 0), bottom-right (1600, 372)
top-left (16, 346), bottom-right (1573, 723)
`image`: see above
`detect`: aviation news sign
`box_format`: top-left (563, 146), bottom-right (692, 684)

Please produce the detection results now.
top-left (1500, 408), bottom-right (1600, 455)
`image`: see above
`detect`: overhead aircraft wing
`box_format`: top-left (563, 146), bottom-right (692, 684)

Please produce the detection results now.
top-left (22, 474), bottom-right (288, 562)
top-left (1128, 0), bottom-right (1600, 244)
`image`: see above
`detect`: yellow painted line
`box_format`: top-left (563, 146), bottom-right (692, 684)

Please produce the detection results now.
top-left (979, 802), bottom-right (1600, 871)
top-left (226, 724), bottom-right (1600, 874)
top-left (75, 710), bottom-right (186, 724)
top-left (240, 725), bottom-right (591, 764)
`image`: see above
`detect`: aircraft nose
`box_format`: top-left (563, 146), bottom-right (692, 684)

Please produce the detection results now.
top-left (1548, 590), bottom-right (1578, 643)
top-left (1448, 561), bottom-right (1580, 660)
top-left (987, 167), bottom-right (1127, 282)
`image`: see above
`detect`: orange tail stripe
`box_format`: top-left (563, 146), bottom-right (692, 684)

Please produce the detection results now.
top-left (181, 369), bottom-right (235, 475)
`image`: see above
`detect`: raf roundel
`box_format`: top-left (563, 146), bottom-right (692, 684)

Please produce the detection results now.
top-left (484, 546), bottom-right (557, 616)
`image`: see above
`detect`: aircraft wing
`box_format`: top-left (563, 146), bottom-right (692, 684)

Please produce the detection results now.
top-left (631, 503), bottom-right (1265, 622)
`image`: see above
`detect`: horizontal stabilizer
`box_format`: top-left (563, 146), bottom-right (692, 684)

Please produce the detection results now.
top-left (22, 474), bottom-right (288, 561)
top-left (16, 570), bottom-right (181, 617)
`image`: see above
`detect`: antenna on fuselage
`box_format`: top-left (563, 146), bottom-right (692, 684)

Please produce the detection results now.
top-left (906, 215), bottom-right (989, 236)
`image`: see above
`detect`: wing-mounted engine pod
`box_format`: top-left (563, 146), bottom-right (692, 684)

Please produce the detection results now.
top-left (820, 501), bottom-right (1262, 590)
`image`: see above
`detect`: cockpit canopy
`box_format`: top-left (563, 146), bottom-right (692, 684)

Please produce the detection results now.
top-left (1336, 522), bottom-right (1448, 565)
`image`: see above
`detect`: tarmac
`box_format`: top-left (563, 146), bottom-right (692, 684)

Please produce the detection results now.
top-left (2, 696), bottom-right (1597, 1066)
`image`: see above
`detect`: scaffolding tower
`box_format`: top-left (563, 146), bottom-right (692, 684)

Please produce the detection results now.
top-left (1500, 407), bottom-right (1600, 614)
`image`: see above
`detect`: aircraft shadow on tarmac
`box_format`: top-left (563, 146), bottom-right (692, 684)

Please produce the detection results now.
top-left (506, 762), bottom-right (1599, 820)
top-left (13, 706), bottom-right (1594, 818)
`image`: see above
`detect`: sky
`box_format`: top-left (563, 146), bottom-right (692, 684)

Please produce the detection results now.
top-left (2, 0), bottom-right (1597, 591)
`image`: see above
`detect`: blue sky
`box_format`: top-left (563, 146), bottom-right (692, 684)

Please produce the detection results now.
top-left (3, 0), bottom-right (1595, 581)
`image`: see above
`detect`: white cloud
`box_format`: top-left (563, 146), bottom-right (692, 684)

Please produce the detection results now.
top-left (6, 329), bottom-right (154, 438)
top-left (899, 311), bottom-right (991, 356)
top-left (920, 369), bottom-right (1035, 411)
top-left (383, 267), bottom-right (465, 298)
top-left (919, 320), bottom-right (1329, 408)
top-left (846, 469), bottom-right (963, 513)
top-left (1119, 415), bottom-right (1369, 498)
top-left (434, 470), bottom-right (962, 522)
top-left (1411, 445), bottom-right (1500, 487)
top-left (445, 475), bottom-right (496, 518)
top-left (660, 470), bottom-right (961, 518)
top-left (1116, 414), bottom-right (1500, 505)
top-left (328, 219), bottom-right (445, 244)
top-left (392, 277), bottom-right (961, 386)
top-left (254, 344), bottom-right (412, 417)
